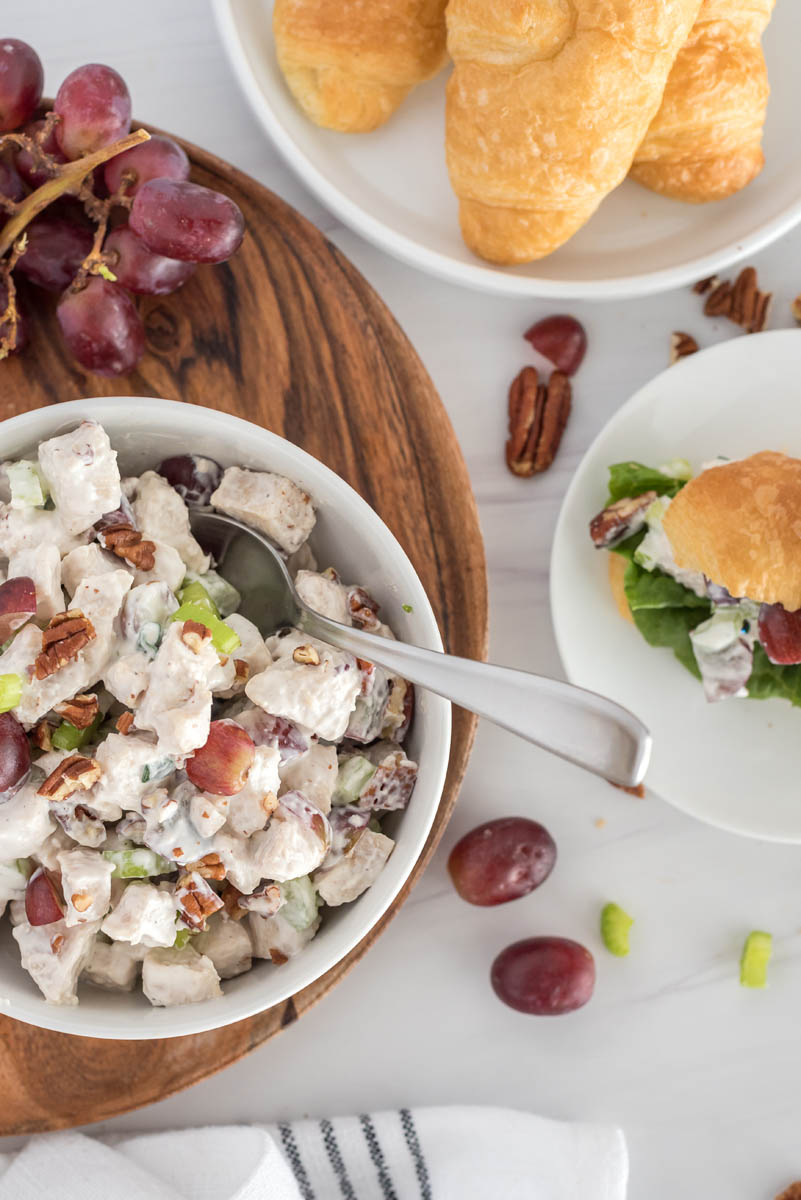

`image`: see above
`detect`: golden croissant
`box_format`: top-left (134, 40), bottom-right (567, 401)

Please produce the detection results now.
top-left (445, 0), bottom-right (703, 264)
top-left (273, 0), bottom-right (449, 133)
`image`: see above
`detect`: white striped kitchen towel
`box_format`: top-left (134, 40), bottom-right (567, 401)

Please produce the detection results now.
top-left (0, 1107), bottom-right (627, 1199)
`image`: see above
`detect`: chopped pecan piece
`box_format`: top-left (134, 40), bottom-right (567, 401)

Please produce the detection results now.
top-left (221, 882), bottom-right (246, 920)
top-left (50, 934), bottom-right (65, 954)
top-left (115, 710), bottom-right (134, 735)
top-left (669, 332), bottom-right (698, 365)
top-left (35, 610), bottom-right (97, 680)
top-left (506, 366), bottom-right (571, 478)
top-left (233, 659), bottom-right (249, 688)
top-left (776, 1184), bottom-right (801, 1200)
top-left (100, 522), bottom-right (156, 571)
top-left (612, 781), bottom-right (646, 799)
top-left (348, 587), bottom-right (381, 631)
top-left (237, 883), bottom-right (282, 917)
top-left (292, 643), bottom-right (320, 666)
top-left (184, 851), bottom-right (225, 881)
top-left (589, 491), bottom-right (658, 550)
top-left (692, 275), bottom-right (717, 295)
top-left (180, 619), bottom-right (212, 653)
top-left (702, 266), bottom-right (771, 333)
top-left (70, 891), bottom-right (93, 913)
top-left (175, 870), bottom-right (224, 931)
top-left (792, 295), bottom-right (801, 325)
top-left (54, 693), bottom-right (99, 730)
top-left (37, 753), bottom-right (101, 803)
top-left (33, 720), bottom-right (54, 751)
top-left (269, 949), bottom-right (289, 966)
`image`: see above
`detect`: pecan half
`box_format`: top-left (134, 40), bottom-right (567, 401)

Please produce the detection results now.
top-left (181, 619), bottom-right (212, 654)
top-left (37, 753), bottom-right (101, 803)
top-left (184, 851), bottom-right (225, 881)
top-left (293, 644), bottom-right (320, 666)
top-left (505, 367), bottom-right (571, 478)
top-left (115, 710), bottom-right (134, 735)
top-left (100, 522), bottom-right (156, 571)
top-left (589, 491), bottom-right (658, 550)
top-left (54, 693), bottom-right (98, 730)
top-left (35, 610), bottom-right (96, 680)
top-left (175, 870), bottom-right (224, 931)
top-left (702, 266), bottom-right (771, 333)
top-left (669, 332), bottom-right (698, 365)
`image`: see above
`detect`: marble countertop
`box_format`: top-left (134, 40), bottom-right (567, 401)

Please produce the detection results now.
top-left (6, 4), bottom-right (801, 1196)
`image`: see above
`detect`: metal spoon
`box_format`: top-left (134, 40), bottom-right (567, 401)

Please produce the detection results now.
top-left (189, 509), bottom-right (651, 787)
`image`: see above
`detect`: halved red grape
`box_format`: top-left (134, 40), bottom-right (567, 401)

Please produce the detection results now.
top-left (0, 711), bottom-right (30, 796)
top-left (57, 277), bottom-right (145, 377)
top-left (758, 603), bottom-right (801, 665)
top-left (15, 118), bottom-right (66, 188)
top-left (0, 40), bottom-right (43, 132)
top-left (15, 215), bottom-right (93, 292)
top-left (186, 719), bottom-right (255, 796)
top-left (54, 63), bottom-right (131, 160)
top-left (25, 867), bottom-right (65, 926)
top-left (157, 453), bottom-right (223, 505)
top-left (491, 937), bottom-right (595, 1015)
top-left (524, 315), bottom-right (587, 376)
top-left (448, 817), bottom-right (556, 906)
top-left (104, 225), bottom-right (195, 296)
top-left (130, 179), bottom-right (245, 264)
top-left (103, 133), bottom-right (189, 197)
top-left (0, 576), bottom-right (36, 642)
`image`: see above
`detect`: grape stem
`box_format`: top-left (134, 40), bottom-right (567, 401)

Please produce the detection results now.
top-left (0, 127), bottom-right (150, 259)
top-left (0, 235), bottom-right (29, 360)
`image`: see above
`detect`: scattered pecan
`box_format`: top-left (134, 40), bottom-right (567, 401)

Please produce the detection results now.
top-left (702, 266), bottom-right (771, 333)
top-left (589, 491), bottom-right (657, 550)
top-left (50, 934), bottom-right (65, 955)
top-left (237, 882), bottom-right (282, 917)
top-left (775, 1184), bottom-right (801, 1200)
top-left (54, 692), bottom-right (98, 730)
top-left (669, 332), bottom-right (698, 365)
top-left (612, 781), bottom-right (646, 799)
top-left (35, 610), bottom-right (96, 680)
top-left (269, 949), bottom-right (289, 966)
top-left (184, 851), bottom-right (225, 881)
top-left (100, 521), bottom-right (156, 571)
top-left (233, 659), bottom-right (249, 688)
top-left (175, 870), bottom-right (224, 930)
top-left (115, 710), bottom-right (134, 735)
top-left (32, 720), bottom-right (54, 751)
top-left (692, 275), bottom-right (718, 295)
top-left (70, 891), bottom-right (93, 913)
top-left (221, 882), bottom-right (246, 920)
top-left (792, 295), bottom-right (801, 325)
top-left (181, 619), bottom-right (212, 654)
top-left (37, 753), bottom-right (101, 803)
top-left (293, 644), bottom-right (320, 666)
top-left (505, 366), bottom-right (571, 478)
top-left (348, 586), bottom-right (381, 630)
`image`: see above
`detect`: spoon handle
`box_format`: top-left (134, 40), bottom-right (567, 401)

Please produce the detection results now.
top-left (299, 609), bottom-right (651, 787)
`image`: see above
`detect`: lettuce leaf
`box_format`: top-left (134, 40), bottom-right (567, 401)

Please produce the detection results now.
top-left (746, 645), bottom-right (801, 708)
top-left (606, 462), bottom-right (688, 505)
top-left (623, 560), bottom-right (710, 679)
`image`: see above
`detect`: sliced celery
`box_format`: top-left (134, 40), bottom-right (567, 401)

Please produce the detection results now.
top-left (183, 569), bottom-right (241, 618)
top-left (332, 755), bottom-right (376, 806)
top-left (52, 712), bottom-right (102, 751)
top-left (279, 876), bottom-right (319, 930)
top-left (6, 460), bottom-right (48, 509)
top-left (15, 857), bottom-right (32, 880)
top-left (168, 603), bottom-right (241, 654)
top-left (0, 673), bottom-right (22, 713)
top-left (600, 902), bottom-right (634, 957)
top-left (740, 930), bottom-right (772, 988)
top-left (103, 847), bottom-right (172, 879)
top-left (177, 580), bottom-right (219, 617)
top-left (173, 928), bottom-right (192, 949)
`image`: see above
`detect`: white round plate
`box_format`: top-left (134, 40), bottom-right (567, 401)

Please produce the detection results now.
top-left (213, 0), bottom-right (801, 299)
top-left (551, 329), bottom-right (801, 842)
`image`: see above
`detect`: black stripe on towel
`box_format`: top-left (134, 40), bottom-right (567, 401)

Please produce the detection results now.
top-left (359, 1112), bottom-right (399, 1200)
top-left (319, 1118), bottom-right (357, 1200)
top-left (278, 1122), bottom-right (316, 1200)
top-left (399, 1109), bottom-right (432, 1199)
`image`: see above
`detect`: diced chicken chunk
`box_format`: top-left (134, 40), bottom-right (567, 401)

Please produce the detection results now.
top-left (250, 792), bottom-right (330, 883)
top-left (131, 541), bottom-right (186, 593)
top-left (315, 829), bottom-right (394, 906)
top-left (134, 622), bottom-right (218, 757)
top-left (294, 570), bottom-right (350, 624)
top-left (211, 466), bottom-right (315, 554)
top-left (226, 745), bottom-right (280, 837)
top-left (101, 882), bottom-right (177, 948)
top-left (90, 733), bottom-right (170, 819)
top-left (7, 544), bottom-right (63, 621)
top-left (279, 743), bottom-right (337, 814)
top-left (246, 630), bottom-right (360, 742)
top-left (0, 505), bottom-right (89, 558)
top-left (189, 792), bottom-right (227, 839)
top-left (83, 938), bottom-right (140, 991)
top-left (194, 914), bottom-right (252, 979)
top-left (0, 859), bottom-right (27, 912)
top-left (132, 471), bottom-right (210, 573)
top-left (0, 784), bottom-right (54, 859)
top-left (212, 830), bottom-right (262, 895)
top-left (61, 543), bottom-right (121, 596)
top-left (142, 944), bottom-right (222, 1006)
top-left (13, 919), bottom-right (100, 1004)
top-left (222, 613), bottom-right (270, 679)
top-left (58, 848), bottom-right (114, 926)
top-left (104, 651), bottom-right (151, 708)
top-left (38, 421), bottom-right (121, 534)
top-left (249, 911), bottom-right (320, 961)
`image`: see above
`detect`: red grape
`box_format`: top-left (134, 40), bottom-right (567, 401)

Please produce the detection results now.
top-left (491, 937), bottom-right (595, 1015)
top-left (0, 153), bottom-right (25, 202)
top-left (54, 64), bottom-right (131, 160)
top-left (0, 39), bottom-right (43, 132)
top-left (186, 720), bottom-right (256, 795)
top-left (130, 179), bottom-right (245, 264)
top-left (15, 117), bottom-right (66, 188)
top-left (157, 453), bottom-right (223, 506)
top-left (57, 277), bottom-right (145, 376)
top-left (0, 576), bottom-right (36, 642)
top-left (25, 868), bottom-right (65, 926)
top-left (758, 603), bottom-right (801, 665)
top-left (524, 315), bottom-right (587, 376)
top-left (0, 711), bottom-right (30, 796)
top-left (104, 225), bottom-right (195, 295)
top-left (103, 133), bottom-right (189, 197)
top-left (448, 817), bottom-right (556, 906)
top-left (15, 214), bottom-right (93, 292)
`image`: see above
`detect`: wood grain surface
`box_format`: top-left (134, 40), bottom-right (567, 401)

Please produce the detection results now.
top-left (0, 130), bottom-right (488, 1133)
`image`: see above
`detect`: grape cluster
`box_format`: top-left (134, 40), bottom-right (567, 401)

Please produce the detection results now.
top-left (0, 39), bottom-right (245, 377)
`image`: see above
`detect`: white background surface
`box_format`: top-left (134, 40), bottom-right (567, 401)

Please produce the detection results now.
top-left (3, 4), bottom-right (801, 1196)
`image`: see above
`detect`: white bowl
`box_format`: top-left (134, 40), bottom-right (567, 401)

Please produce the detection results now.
top-left (550, 329), bottom-right (801, 843)
top-left (0, 396), bottom-right (451, 1038)
top-left (213, 0), bottom-right (801, 299)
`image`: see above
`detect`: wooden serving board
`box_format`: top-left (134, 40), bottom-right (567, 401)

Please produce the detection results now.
top-left (0, 131), bottom-right (488, 1133)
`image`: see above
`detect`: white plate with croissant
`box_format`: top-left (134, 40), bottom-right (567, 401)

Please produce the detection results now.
top-left (214, 0), bottom-right (801, 298)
